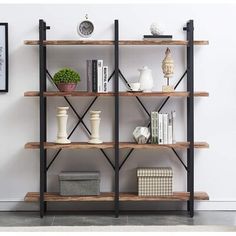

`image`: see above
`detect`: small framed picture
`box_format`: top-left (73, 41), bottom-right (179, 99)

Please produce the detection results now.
top-left (0, 23), bottom-right (8, 92)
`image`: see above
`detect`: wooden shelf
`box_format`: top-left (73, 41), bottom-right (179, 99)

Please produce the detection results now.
top-left (24, 192), bottom-right (209, 202)
top-left (24, 141), bottom-right (209, 150)
top-left (24, 40), bottom-right (209, 46)
top-left (24, 91), bottom-right (209, 97)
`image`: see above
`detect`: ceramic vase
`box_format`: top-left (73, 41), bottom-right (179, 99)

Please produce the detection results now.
top-left (56, 107), bottom-right (71, 144)
top-left (138, 66), bottom-right (154, 92)
top-left (88, 111), bottom-right (103, 144)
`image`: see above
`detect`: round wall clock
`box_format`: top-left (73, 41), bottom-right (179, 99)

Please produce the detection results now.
top-left (77, 14), bottom-right (94, 38)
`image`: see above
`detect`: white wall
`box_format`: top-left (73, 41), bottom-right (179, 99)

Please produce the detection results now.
top-left (0, 3), bottom-right (235, 210)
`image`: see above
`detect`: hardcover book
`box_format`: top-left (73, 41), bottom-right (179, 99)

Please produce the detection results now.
top-left (97, 60), bottom-right (103, 92)
top-left (103, 66), bottom-right (108, 93)
top-left (163, 113), bottom-right (168, 144)
top-left (158, 113), bottom-right (163, 144)
top-left (92, 60), bottom-right (97, 92)
top-left (86, 60), bottom-right (93, 92)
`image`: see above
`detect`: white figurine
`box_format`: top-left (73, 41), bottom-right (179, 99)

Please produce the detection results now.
top-left (162, 48), bottom-right (174, 92)
top-left (133, 127), bottom-right (150, 144)
top-left (150, 22), bottom-right (164, 35)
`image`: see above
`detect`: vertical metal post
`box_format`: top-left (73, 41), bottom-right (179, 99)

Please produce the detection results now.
top-left (39, 19), bottom-right (47, 218)
top-left (114, 19), bottom-right (119, 218)
top-left (185, 20), bottom-right (194, 217)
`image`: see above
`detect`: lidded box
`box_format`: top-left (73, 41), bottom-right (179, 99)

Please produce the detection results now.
top-left (137, 167), bottom-right (173, 196)
top-left (59, 171), bottom-right (100, 196)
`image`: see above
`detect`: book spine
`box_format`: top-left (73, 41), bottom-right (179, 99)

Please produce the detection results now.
top-left (158, 113), bottom-right (163, 144)
top-left (168, 121), bottom-right (173, 144)
top-left (151, 112), bottom-right (156, 143)
top-left (168, 115), bottom-right (173, 144)
top-left (87, 60), bottom-right (92, 92)
top-left (171, 111), bottom-right (176, 144)
top-left (155, 111), bottom-right (159, 144)
top-left (92, 60), bottom-right (97, 92)
top-left (97, 60), bottom-right (103, 92)
top-left (103, 66), bottom-right (108, 93)
top-left (163, 113), bottom-right (168, 144)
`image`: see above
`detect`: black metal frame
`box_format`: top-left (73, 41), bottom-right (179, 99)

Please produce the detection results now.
top-left (37, 19), bottom-right (195, 218)
top-left (0, 23), bottom-right (8, 92)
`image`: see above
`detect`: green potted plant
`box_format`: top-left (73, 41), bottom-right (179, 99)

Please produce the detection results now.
top-left (53, 68), bottom-right (80, 92)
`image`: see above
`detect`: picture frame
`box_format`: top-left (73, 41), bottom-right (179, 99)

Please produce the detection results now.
top-left (0, 23), bottom-right (8, 92)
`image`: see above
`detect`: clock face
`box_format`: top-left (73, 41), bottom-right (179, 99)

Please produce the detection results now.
top-left (78, 20), bottom-right (94, 37)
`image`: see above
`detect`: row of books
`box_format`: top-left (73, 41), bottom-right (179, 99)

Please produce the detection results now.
top-left (86, 60), bottom-right (108, 93)
top-left (150, 111), bottom-right (176, 144)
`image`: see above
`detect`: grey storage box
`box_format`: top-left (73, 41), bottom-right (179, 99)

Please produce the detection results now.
top-left (59, 171), bottom-right (100, 196)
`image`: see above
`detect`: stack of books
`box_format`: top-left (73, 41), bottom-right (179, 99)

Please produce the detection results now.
top-left (87, 59), bottom-right (108, 93)
top-left (143, 35), bottom-right (173, 41)
top-left (150, 111), bottom-right (176, 144)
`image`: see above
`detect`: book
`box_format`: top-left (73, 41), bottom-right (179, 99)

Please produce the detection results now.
top-left (103, 66), bottom-right (108, 93)
top-left (158, 113), bottom-right (163, 144)
top-left (168, 117), bottom-right (173, 144)
top-left (92, 60), bottom-right (97, 92)
top-left (163, 113), bottom-right (168, 144)
top-left (151, 112), bottom-right (156, 143)
top-left (97, 60), bottom-right (103, 92)
top-left (154, 112), bottom-right (159, 144)
top-left (171, 111), bottom-right (176, 144)
top-left (86, 60), bottom-right (93, 92)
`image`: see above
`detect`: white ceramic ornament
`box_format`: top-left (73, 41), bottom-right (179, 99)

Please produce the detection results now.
top-left (133, 127), bottom-right (150, 144)
top-left (138, 66), bottom-right (154, 92)
top-left (162, 47), bottom-right (174, 92)
top-left (88, 111), bottom-right (103, 144)
top-left (150, 22), bottom-right (164, 35)
top-left (56, 107), bottom-right (71, 144)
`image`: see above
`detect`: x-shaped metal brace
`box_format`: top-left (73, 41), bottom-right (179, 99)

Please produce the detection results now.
top-left (46, 70), bottom-right (116, 171)
top-left (118, 69), bottom-right (188, 171)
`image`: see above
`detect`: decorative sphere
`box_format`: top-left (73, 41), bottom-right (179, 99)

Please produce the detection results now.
top-left (150, 22), bottom-right (164, 35)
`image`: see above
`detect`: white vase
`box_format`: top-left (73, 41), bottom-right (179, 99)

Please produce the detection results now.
top-left (88, 111), bottom-right (103, 144)
top-left (55, 107), bottom-right (71, 144)
top-left (138, 66), bottom-right (154, 92)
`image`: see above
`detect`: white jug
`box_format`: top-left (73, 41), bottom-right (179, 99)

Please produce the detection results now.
top-left (138, 66), bottom-right (154, 92)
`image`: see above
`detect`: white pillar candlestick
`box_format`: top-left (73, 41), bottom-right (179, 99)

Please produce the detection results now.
top-left (55, 107), bottom-right (71, 144)
top-left (88, 110), bottom-right (103, 144)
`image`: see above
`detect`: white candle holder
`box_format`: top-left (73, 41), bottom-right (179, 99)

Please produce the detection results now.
top-left (55, 107), bottom-right (71, 144)
top-left (88, 110), bottom-right (103, 144)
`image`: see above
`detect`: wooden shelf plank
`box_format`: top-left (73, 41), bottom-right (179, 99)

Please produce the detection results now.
top-left (24, 91), bottom-right (209, 97)
top-left (24, 40), bottom-right (209, 46)
top-left (24, 192), bottom-right (209, 202)
top-left (24, 142), bottom-right (114, 150)
top-left (24, 141), bottom-right (209, 150)
top-left (119, 142), bottom-right (209, 149)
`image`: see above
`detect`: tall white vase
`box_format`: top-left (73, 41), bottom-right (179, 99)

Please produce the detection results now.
top-left (88, 111), bottom-right (103, 144)
top-left (56, 107), bottom-right (71, 144)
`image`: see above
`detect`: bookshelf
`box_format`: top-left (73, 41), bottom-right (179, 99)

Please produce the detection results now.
top-left (24, 19), bottom-right (209, 218)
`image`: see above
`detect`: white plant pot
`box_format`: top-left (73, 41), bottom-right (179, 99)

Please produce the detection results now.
top-left (88, 111), bottom-right (103, 144)
top-left (55, 107), bottom-right (71, 144)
